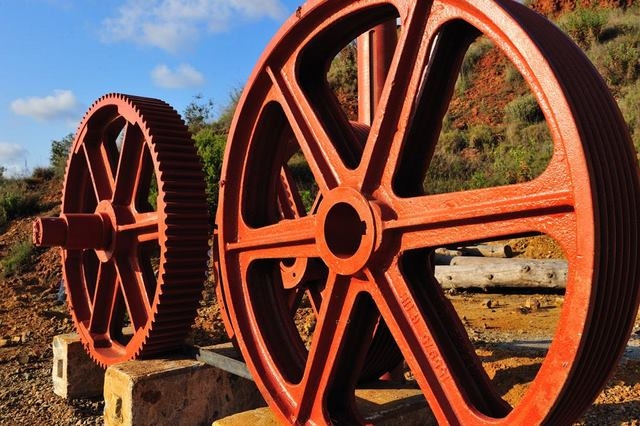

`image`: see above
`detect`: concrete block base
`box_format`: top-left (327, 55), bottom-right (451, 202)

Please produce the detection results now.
top-left (52, 333), bottom-right (105, 399)
top-left (103, 352), bottom-right (265, 426)
top-left (213, 387), bottom-right (435, 426)
top-left (54, 334), bottom-right (431, 425)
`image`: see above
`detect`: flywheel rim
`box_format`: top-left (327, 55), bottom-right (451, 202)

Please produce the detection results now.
top-left (44, 93), bottom-right (209, 366)
top-left (217, 0), bottom-right (640, 424)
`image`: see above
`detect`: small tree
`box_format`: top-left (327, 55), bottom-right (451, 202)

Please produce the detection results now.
top-left (193, 127), bottom-right (227, 215)
top-left (185, 92), bottom-right (240, 215)
top-left (50, 133), bottom-right (74, 177)
top-left (183, 94), bottom-right (214, 135)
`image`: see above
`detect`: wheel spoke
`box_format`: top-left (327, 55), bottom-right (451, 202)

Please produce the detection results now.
top-left (81, 250), bottom-right (100, 310)
top-left (358, 0), bottom-right (431, 189)
top-left (83, 141), bottom-right (115, 201)
top-left (360, 2), bottom-right (462, 192)
top-left (118, 212), bottom-right (159, 243)
top-left (278, 166), bottom-right (307, 219)
top-left (88, 260), bottom-right (118, 335)
top-left (267, 66), bottom-right (352, 192)
top-left (115, 256), bottom-right (151, 330)
top-left (368, 261), bottom-right (510, 422)
top-left (386, 182), bottom-right (575, 250)
top-left (227, 215), bottom-right (318, 260)
top-left (293, 273), bottom-right (376, 423)
top-left (306, 285), bottom-right (324, 316)
top-left (392, 22), bottom-right (481, 195)
top-left (113, 123), bottom-right (145, 206)
top-left (62, 251), bottom-right (92, 321)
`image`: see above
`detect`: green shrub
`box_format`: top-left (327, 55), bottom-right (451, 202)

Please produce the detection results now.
top-left (0, 205), bottom-right (6, 232)
top-left (0, 188), bottom-right (41, 220)
top-left (424, 150), bottom-right (483, 194)
top-left (1, 240), bottom-right (34, 277)
top-left (193, 127), bottom-right (227, 214)
top-left (31, 167), bottom-right (55, 181)
top-left (469, 170), bottom-right (490, 189)
top-left (598, 36), bottom-right (640, 86)
top-left (599, 23), bottom-right (635, 42)
top-left (620, 81), bottom-right (640, 158)
top-left (559, 7), bottom-right (608, 49)
top-left (298, 189), bottom-right (317, 213)
top-left (147, 179), bottom-right (158, 211)
top-left (438, 129), bottom-right (468, 152)
top-left (0, 177), bottom-right (44, 230)
top-left (497, 122), bottom-right (553, 183)
top-left (599, 7), bottom-right (640, 43)
top-left (492, 144), bottom-right (534, 184)
top-left (467, 124), bottom-right (495, 149)
top-left (287, 153), bottom-right (318, 213)
top-left (504, 63), bottom-right (524, 87)
top-left (504, 94), bottom-right (544, 124)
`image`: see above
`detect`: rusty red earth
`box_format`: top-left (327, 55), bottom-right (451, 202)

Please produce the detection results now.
top-left (34, 94), bottom-right (209, 367)
top-left (215, 0), bottom-right (640, 424)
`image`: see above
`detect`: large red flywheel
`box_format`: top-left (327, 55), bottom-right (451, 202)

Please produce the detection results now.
top-left (216, 0), bottom-right (640, 424)
top-left (34, 94), bottom-right (209, 366)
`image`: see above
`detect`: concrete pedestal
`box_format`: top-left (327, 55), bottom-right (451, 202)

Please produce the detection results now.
top-left (53, 335), bottom-right (430, 425)
top-left (103, 347), bottom-right (265, 426)
top-left (213, 387), bottom-right (435, 425)
top-left (52, 333), bottom-right (105, 399)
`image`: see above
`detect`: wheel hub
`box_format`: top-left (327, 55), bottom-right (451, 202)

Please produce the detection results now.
top-left (316, 187), bottom-right (378, 275)
top-left (93, 200), bottom-right (128, 262)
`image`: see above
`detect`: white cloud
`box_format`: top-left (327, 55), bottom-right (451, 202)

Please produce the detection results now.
top-left (0, 143), bottom-right (26, 163)
top-left (10, 90), bottom-right (80, 121)
top-left (101, 0), bottom-right (287, 53)
top-left (152, 64), bottom-right (205, 88)
top-left (0, 143), bottom-right (27, 176)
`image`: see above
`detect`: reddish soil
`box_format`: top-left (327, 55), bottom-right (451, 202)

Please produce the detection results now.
top-left (448, 47), bottom-right (524, 130)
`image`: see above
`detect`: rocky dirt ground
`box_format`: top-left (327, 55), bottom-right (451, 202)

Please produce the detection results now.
top-left (0, 209), bottom-right (638, 424)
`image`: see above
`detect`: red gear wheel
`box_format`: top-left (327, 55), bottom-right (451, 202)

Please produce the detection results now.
top-left (216, 0), bottom-right (640, 424)
top-left (34, 93), bottom-right (209, 367)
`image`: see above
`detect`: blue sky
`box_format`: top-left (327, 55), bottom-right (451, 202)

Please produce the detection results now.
top-left (0, 0), bottom-right (300, 176)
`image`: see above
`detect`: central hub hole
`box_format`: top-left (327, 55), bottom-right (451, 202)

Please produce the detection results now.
top-left (324, 203), bottom-right (365, 259)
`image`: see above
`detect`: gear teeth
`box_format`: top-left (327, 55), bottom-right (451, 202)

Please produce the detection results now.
top-left (59, 93), bottom-right (209, 366)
